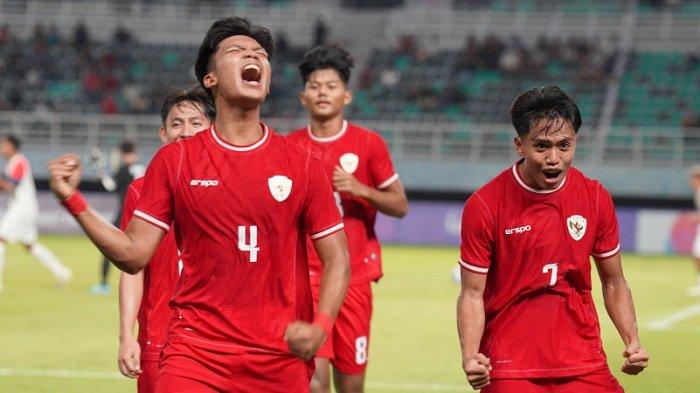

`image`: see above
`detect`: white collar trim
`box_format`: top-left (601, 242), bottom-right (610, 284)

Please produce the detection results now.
top-left (511, 163), bottom-right (566, 194)
top-left (211, 123), bottom-right (269, 152)
top-left (307, 120), bottom-right (348, 143)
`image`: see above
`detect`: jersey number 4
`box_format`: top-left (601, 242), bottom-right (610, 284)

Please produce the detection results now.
top-left (238, 225), bottom-right (260, 262)
top-left (542, 263), bottom-right (558, 286)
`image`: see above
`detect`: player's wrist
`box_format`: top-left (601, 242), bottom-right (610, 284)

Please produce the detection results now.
top-left (61, 190), bottom-right (88, 216)
top-left (312, 312), bottom-right (334, 338)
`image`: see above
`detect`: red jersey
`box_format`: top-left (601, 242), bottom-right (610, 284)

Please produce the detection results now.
top-left (459, 161), bottom-right (620, 379)
top-left (134, 124), bottom-right (343, 355)
top-left (287, 121), bottom-right (399, 284)
top-left (120, 177), bottom-right (181, 361)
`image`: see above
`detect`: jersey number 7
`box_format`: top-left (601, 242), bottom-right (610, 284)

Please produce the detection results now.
top-left (542, 263), bottom-right (558, 286)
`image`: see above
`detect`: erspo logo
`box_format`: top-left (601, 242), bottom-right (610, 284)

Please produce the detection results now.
top-left (190, 179), bottom-right (220, 187)
top-left (505, 225), bottom-right (531, 235)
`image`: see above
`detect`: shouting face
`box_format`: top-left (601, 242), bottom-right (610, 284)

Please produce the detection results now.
top-left (203, 35), bottom-right (272, 109)
top-left (514, 117), bottom-right (577, 191)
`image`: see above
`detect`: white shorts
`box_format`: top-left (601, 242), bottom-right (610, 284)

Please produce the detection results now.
top-left (693, 223), bottom-right (700, 259)
top-left (0, 208), bottom-right (38, 244)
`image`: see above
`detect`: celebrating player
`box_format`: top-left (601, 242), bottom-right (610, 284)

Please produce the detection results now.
top-left (48, 16), bottom-right (350, 392)
top-left (117, 88), bottom-right (215, 392)
top-left (288, 45), bottom-right (408, 393)
top-left (0, 134), bottom-right (71, 291)
top-left (457, 86), bottom-right (649, 392)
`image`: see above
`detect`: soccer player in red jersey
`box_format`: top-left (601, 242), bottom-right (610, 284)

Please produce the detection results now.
top-left (287, 45), bottom-right (408, 393)
top-left (117, 88), bottom-right (215, 392)
top-left (457, 86), bottom-right (649, 392)
top-left (48, 17), bottom-right (350, 393)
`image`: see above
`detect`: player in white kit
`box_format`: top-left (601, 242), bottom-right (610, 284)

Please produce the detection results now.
top-left (688, 165), bottom-right (700, 296)
top-left (0, 135), bottom-right (71, 291)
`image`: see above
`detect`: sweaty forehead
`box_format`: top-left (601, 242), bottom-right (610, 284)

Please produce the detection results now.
top-left (528, 118), bottom-right (575, 141)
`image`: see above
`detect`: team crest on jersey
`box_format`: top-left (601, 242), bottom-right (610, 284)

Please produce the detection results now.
top-left (268, 175), bottom-right (292, 202)
top-left (566, 215), bottom-right (587, 241)
top-left (339, 153), bottom-right (359, 174)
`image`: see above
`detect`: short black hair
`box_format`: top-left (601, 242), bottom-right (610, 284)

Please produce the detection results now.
top-left (299, 44), bottom-right (355, 85)
top-left (1, 134), bottom-right (21, 150)
top-left (160, 87), bottom-right (216, 124)
top-left (119, 140), bottom-right (136, 154)
top-left (194, 16), bottom-right (275, 98)
top-left (510, 85), bottom-right (582, 137)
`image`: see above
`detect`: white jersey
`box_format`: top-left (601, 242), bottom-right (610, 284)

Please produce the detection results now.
top-left (3, 153), bottom-right (38, 215)
top-left (0, 153), bottom-right (39, 243)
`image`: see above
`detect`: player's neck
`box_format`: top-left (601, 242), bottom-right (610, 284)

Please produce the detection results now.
top-left (309, 116), bottom-right (345, 138)
top-left (214, 106), bottom-right (263, 146)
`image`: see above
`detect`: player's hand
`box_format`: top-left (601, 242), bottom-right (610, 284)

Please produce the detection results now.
top-left (621, 343), bottom-right (649, 375)
top-left (48, 153), bottom-right (83, 200)
top-left (284, 320), bottom-right (326, 361)
top-left (333, 166), bottom-right (369, 198)
top-left (462, 353), bottom-right (492, 390)
top-left (117, 337), bottom-right (142, 378)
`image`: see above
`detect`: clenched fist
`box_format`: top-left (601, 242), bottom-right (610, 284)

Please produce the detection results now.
top-left (48, 153), bottom-right (83, 200)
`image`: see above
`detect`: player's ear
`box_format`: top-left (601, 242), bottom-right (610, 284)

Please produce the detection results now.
top-left (203, 73), bottom-right (217, 89)
top-left (514, 136), bottom-right (525, 157)
top-left (158, 126), bottom-right (169, 143)
top-left (344, 90), bottom-right (353, 106)
top-left (299, 91), bottom-right (309, 108)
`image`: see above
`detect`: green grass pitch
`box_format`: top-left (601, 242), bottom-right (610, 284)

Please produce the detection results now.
top-left (0, 236), bottom-right (699, 392)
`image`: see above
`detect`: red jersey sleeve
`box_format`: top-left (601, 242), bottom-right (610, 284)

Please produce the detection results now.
top-left (133, 144), bottom-right (180, 232)
top-left (5, 159), bottom-right (26, 185)
top-left (459, 193), bottom-right (495, 274)
top-left (591, 185), bottom-right (621, 259)
top-left (368, 133), bottom-right (399, 189)
top-left (120, 182), bottom-right (141, 231)
top-left (304, 156), bottom-right (344, 240)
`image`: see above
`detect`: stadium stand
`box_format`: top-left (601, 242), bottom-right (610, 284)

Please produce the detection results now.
top-left (0, 0), bottom-right (698, 196)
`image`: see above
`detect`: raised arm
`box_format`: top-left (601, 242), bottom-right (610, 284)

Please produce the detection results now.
top-left (594, 254), bottom-right (649, 375)
top-left (457, 269), bottom-right (491, 390)
top-left (48, 153), bottom-right (164, 273)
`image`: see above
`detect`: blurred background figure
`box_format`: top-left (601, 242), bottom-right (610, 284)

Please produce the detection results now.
top-left (688, 165), bottom-right (700, 296)
top-left (90, 140), bottom-right (144, 295)
top-left (0, 134), bottom-right (71, 291)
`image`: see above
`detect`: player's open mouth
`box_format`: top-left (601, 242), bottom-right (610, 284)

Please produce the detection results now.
top-left (241, 64), bottom-right (262, 85)
top-left (543, 169), bottom-right (561, 183)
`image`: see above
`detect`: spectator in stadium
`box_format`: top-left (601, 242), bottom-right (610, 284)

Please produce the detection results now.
top-left (48, 16), bottom-right (350, 392)
top-left (288, 44), bottom-right (408, 393)
top-left (0, 134), bottom-right (72, 291)
top-left (118, 87), bottom-right (215, 392)
top-left (687, 165), bottom-right (700, 297)
top-left (457, 86), bottom-right (649, 392)
top-left (90, 140), bottom-right (145, 295)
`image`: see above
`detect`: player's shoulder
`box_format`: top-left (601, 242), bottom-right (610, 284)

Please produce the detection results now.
top-left (474, 164), bottom-right (514, 199)
top-left (269, 128), bottom-right (312, 157)
top-left (347, 121), bottom-right (386, 143)
top-left (286, 126), bottom-right (309, 142)
top-left (128, 176), bottom-right (145, 196)
top-left (567, 166), bottom-right (607, 193)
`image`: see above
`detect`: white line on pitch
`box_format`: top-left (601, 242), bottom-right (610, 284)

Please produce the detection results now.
top-left (0, 368), bottom-right (467, 391)
top-left (0, 368), bottom-right (123, 380)
top-left (646, 303), bottom-right (700, 331)
top-left (366, 382), bottom-right (466, 391)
